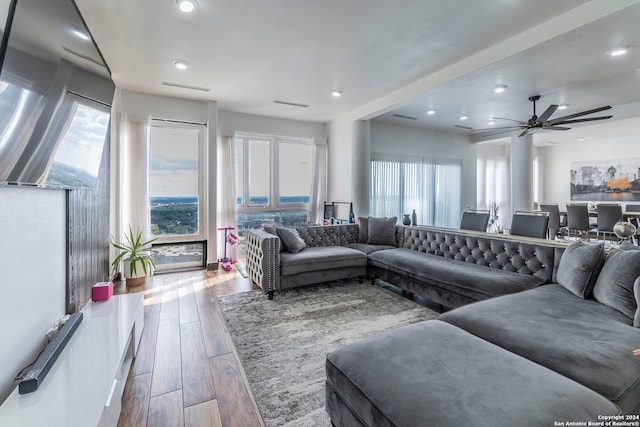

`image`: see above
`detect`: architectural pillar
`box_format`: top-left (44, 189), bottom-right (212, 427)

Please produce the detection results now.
top-left (352, 120), bottom-right (370, 217)
top-left (511, 131), bottom-right (534, 212)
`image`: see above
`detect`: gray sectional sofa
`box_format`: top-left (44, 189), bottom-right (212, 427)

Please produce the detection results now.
top-left (326, 240), bottom-right (640, 426)
top-left (245, 220), bottom-right (640, 424)
top-left (245, 222), bottom-right (566, 304)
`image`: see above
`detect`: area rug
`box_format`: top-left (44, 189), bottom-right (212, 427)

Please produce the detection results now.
top-left (217, 280), bottom-right (440, 426)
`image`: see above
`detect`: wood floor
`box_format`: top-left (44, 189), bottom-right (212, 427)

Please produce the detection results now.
top-left (114, 267), bottom-right (265, 427)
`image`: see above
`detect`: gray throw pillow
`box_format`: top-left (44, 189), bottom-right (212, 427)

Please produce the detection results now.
top-left (556, 242), bottom-right (605, 298)
top-left (592, 244), bottom-right (640, 319)
top-left (276, 227), bottom-right (306, 253)
top-left (358, 217), bottom-right (369, 243)
top-left (634, 278), bottom-right (640, 328)
top-left (367, 216), bottom-right (397, 246)
top-left (263, 224), bottom-right (284, 252)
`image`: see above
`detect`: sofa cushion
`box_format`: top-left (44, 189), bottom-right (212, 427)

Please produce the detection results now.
top-left (279, 246), bottom-right (367, 276)
top-left (440, 284), bottom-right (640, 413)
top-left (556, 241), bottom-right (605, 298)
top-left (367, 216), bottom-right (397, 246)
top-left (357, 217), bottom-right (368, 243)
top-left (263, 224), bottom-right (285, 252)
top-left (592, 243), bottom-right (640, 319)
top-left (368, 248), bottom-right (545, 300)
top-left (345, 243), bottom-right (396, 255)
top-left (276, 227), bottom-right (306, 253)
top-left (634, 277), bottom-right (640, 328)
top-left (326, 320), bottom-right (619, 427)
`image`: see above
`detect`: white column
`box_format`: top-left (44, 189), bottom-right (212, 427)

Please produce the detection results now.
top-left (352, 120), bottom-right (370, 217)
top-left (511, 131), bottom-right (534, 212)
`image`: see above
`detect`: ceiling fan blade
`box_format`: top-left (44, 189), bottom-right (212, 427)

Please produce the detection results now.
top-left (537, 104), bottom-right (558, 123)
top-left (547, 106), bottom-right (612, 125)
top-left (471, 125), bottom-right (524, 132)
top-left (492, 117), bottom-right (527, 124)
top-left (544, 126), bottom-right (571, 131)
top-left (551, 116), bottom-right (613, 125)
top-left (518, 128), bottom-right (530, 137)
top-left (475, 129), bottom-right (518, 138)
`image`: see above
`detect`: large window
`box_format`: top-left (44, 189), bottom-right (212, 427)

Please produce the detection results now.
top-left (148, 122), bottom-right (206, 271)
top-left (370, 153), bottom-right (461, 228)
top-left (235, 134), bottom-right (312, 235)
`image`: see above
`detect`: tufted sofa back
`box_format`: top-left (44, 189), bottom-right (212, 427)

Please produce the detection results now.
top-left (400, 226), bottom-right (565, 283)
top-left (295, 224), bottom-right (360, 247)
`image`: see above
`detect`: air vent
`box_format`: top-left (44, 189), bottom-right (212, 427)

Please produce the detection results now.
top-left (392, 114), bottom-right (418, 121)
top-left (274, 100), bottom-right (309, 108)
top-left (161, 81), bottom-right (211, 92)
top-left (62, 46), bottom-right (106, 67)
top-left (453, 125), bottom-right (473, 130)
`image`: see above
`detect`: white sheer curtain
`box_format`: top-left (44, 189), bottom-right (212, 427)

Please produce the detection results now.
top-left (217, 134), bottom-right (237, 261)
top-left (308, 138), bottom-right (327, 224)
top-left (477, 155), bottom-right (511, 229)
top-left (110, 89), bottom-right (151, 245)
top-left (370, 152), bottom-right (461, 228)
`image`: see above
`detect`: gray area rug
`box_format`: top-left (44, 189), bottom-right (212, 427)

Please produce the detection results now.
top-left (217, 280), bottom-right (440, 426)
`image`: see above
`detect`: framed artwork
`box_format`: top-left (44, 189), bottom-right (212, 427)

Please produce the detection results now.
top-left (570, 158), bottom-right (640, 202)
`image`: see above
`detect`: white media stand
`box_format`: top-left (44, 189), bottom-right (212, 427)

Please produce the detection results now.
top-left (0, 293), bottom-right (144, 427)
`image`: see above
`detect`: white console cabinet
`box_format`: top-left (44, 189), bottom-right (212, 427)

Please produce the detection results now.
top-left (0, 293), bottom-right (144, 427)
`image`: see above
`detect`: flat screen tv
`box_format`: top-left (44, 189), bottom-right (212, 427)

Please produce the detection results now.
top-left (0, 0), bottom-right (114, 189)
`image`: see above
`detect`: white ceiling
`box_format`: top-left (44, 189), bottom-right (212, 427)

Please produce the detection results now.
top-left (74, 0), bottom-right (640, 138)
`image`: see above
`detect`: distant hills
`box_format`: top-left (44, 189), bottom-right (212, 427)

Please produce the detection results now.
top-left (46, 162), bottom-right (97, 189)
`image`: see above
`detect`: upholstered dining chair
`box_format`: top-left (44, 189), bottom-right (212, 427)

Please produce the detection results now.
top-left (594, 203), bottom-right (623, 241)
top-left (626, 204), bottom-right (640, 244)
top-left (509, 211), bottom-right (550, 239)
top-left (540, 203), bottom-right (564, 239)
top-left (565, 203), bottom-right (592, 239)
top-left (460, 209), bottom-right (490, 232)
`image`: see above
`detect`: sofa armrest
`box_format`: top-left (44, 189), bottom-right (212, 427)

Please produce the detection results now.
top-left (245, 230), bottom-right (281, 294)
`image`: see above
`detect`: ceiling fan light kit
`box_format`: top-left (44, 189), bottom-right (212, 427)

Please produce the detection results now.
top-left (473, 95), bottom-right (612, 138)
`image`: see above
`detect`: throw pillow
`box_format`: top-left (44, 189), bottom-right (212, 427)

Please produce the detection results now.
top-left (592, 244), bottom-right (640, 319)
top-left (263, 224), bottom-right (285, 252)
top-left (367, 216), bottom-right (398, 246)
top-left (634, 278), bottom-right (640, 328)
top-left (276, 227), bottom-right (306, 253)
top-left (556, 241), bottom-right (605, 298)
top-left (358, 216), bottom-right (369, 243)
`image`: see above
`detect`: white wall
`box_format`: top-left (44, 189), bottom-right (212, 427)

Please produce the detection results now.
top-left (219, 110), bottom-right (327, 140)
top-left (370, 121), bottom-right (477, 210)
top-left (327, 118), bottom-right (357, 211)
top-left (0, 187), bottom-right (67, 403)
top-left (542, 119), bottom-right (640, 209)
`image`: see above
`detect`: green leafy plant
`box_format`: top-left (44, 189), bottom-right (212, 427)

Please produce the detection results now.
top-left (111, 227), bottom-right (158, 279)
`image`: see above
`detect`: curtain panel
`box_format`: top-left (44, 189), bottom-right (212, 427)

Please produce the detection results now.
top-left (370, 152), bottom-right (461, 228)
top-left (217, 134), bottom-right (238, 261)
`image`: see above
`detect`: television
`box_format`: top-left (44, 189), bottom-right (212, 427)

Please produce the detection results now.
top-left (0, 0), bottom-right (114, 189)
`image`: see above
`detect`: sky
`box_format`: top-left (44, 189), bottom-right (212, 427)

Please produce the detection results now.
top-left (149, 126), bottom-right (199, 197)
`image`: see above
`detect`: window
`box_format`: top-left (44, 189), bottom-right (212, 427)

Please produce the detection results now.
top-left (370, 153), bottom-right (461, 228)
top-left (148, 122), bottom-right (205, 271)
top-left (235, 134), bottom-right (312, 236)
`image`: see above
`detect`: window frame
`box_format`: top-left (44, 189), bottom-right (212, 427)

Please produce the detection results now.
top-left (235, 133), bottom-right (313, 214)
top-left (148, 120), bottom-right (207, 244)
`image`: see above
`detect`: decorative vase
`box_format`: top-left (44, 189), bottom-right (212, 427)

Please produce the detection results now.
top-left (402, 214), bottom-right (411, 225)
top-left (411, 209), bottom-right (417, 226)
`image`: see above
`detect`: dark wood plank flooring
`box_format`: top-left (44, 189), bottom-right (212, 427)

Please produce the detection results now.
top-left (115, 267), bottom-right (264, 427)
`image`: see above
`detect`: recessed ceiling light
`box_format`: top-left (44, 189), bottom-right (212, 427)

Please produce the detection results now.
top-left (331, 90), bottom-right (342, 98)
top-left (173, 60), bottom-right (190, 70)
top-left (488, 120), bottom-right (495, 125)
top-left (427, 110), bottom-right (435, 115)
top-left (494, 85), bottom-right (508, 93)
top-left (72, 29), bottom-right (90, 41)
top-left (558, 104), bottom-right (569, 110)
top-left (609, 46), bottom-right (631, 57)
top-left (460, 116), bottom-right (468, 120)
top-left (177, 0), bottom-right (198, 13)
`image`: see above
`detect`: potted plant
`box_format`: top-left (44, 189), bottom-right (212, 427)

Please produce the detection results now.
top-left (111, 227), bottom-right (158, 287)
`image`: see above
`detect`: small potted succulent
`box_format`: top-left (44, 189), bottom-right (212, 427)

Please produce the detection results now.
top-left (111, 227), bottom-right (157, 287)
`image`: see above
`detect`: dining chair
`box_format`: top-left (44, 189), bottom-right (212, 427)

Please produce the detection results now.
top-left (460, 209), bottom-right (490, 232)
top-left (626, 204), bottom-right (640, 244)
top-left (565, 203), bottom-right (592, 239)
top-left (540, 203), bottom-right (564, 239)
top-left (595, 203), bottom-right (623, 241)
top-left (509, 211), bottom-right (549, 239)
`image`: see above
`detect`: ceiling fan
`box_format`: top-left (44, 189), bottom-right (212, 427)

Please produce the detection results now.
top-left (473, 95), bottom-right (612, 138)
